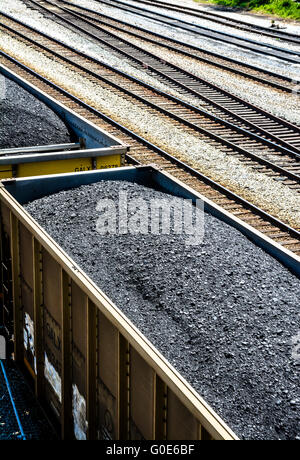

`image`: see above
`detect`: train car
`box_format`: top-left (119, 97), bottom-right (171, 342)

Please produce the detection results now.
top-left (0, 165), bottom-right (299, 440)
top-left (0, 65), bottom-right (129, 178)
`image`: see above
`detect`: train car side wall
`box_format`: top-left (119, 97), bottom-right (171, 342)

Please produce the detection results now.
top-left (0, 173), bottom-right (237, 441)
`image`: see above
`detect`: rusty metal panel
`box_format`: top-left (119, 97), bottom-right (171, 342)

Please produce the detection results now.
top-left (119, 335), bottom-right (130, 440)
top-left (61, 270), bottom-right (72, 439)
top-left (97, 311), bottom-right (119, 440)
top-left (19, 223), bottom-right (34, 318)
top-left (10, 213), bottom-right (23, 362)
top-left (130, 348), bottom-right (155, 440)
top-left (71, 281), bottom-right (88, 440)
top-left (0, 203), bottom-right (13, 339)
top-left (87, 300), bottom-right (97, 440)
top-left (33, 239), bottom-right (44, 399)
top-left (199, 424), bottom-right (213, 441)
top-left (19, 223), bottom-right (36, 374)
top-left (42, 249), bottom-right (62, 418)
top-left (71, 282), bottom-right (87, 395)
top-left (167, 390), bottom-right (198, 440)
top-left (0, 202), bottom-right (10, 236)
top-left (155, 376), bottom-right (167, 440)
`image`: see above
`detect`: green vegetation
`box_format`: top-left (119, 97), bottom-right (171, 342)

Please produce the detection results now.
top-left (195, 0), bottom-right (300, 21)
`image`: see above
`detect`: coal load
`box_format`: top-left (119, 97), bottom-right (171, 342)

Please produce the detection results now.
top-left (0, 76), bottom-right (71, 150)
top-left (24, 180), bottom-right (300, 440)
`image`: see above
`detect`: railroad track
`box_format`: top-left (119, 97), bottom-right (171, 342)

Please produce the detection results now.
top-left (34, 2), bottom-right (300, 152)
top-left (26, 0), bottom-right (298, 93)
top-left (82, 0), bottom-right (300, 64)
top-left (132, 0), bottom-right (300, 44)
top-left (1, 51), bottom-right (300, 256)
top-left (0, 360), bottom-right (26, 440)
top-left (0, 359), bottom-right (57, 440)
top-left (1, 13), bottom-right (300, 188)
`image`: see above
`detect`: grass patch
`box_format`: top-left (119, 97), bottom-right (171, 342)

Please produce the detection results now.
top-left (195, 0), bottom-right (300, 21)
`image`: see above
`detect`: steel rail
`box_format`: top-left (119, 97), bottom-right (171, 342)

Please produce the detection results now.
top-left (53, 5), bottom-right (300, 147)
top-left (0, 360), bottom-right (27, 440)
top-left (3, 9), bottom-right (300, 157)
top-left (2, 16), bottom-right (300, 184)
top-left (90, 0), bottom-right (300, 63)
top-left (27, 0), bottom-right (296, 93)
top-left (133, 0), bottom-right (300, 44)
top-left (1, 50), bottom-right (299, 247)
top-left (15, 3), bottom-right (300, 146)
top-left (20, 3), bottom-right (300, 154)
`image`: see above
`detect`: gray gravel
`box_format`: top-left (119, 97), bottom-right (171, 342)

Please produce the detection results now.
top-left (4, 32), bottom-right (299, 227)
top-left (0, 356), bottom-right (57, 440)
top-left (71, 0), bottom-right (299, 80)
top-left (119, 0), bottom-right (300, 53)
top-left (0, 76), bottom-right (71, 150)
top-left (24, 180), bottom-right (300, 440)
top-left (161, 0), bottom-right (300, 36)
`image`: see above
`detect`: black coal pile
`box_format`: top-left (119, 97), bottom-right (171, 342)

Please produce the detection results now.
top-left (0, 76), bottom-right (71, 150)
top-left (24, 180), bottom-right (300, 440)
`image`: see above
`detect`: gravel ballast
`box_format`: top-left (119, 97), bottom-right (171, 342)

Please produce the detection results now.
top-left (2, 34), bottom-right (300, 229)
top-left (105, 26), bottom-right (300, 125)
top-left (1, 2), bottom-right (298, 123)
top-left (24, 179), bottom-right (300, 440)
top-left (0, 76), bottom-right (71, 150)
top-left (0, 351), bottom-right (57, 440)
top-left (0, 360), bottom-right (22, 440)
top-left (69, 0), bottom-right (300, 80)
top-left (113, 0), bottom-right (300, 53)
top-left (160, 0), bottom-right (300, 35)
